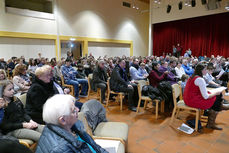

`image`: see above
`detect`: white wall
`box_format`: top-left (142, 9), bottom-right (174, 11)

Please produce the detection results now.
top-left (0, 37), bottom-right (56, 60)
top-left (57, 0), bottom-right (149, 56)
top-left (88, 42), bottom-right (130, 59)
top-left (0, 0), bottom-right (150, 58)
top-left (151, 0), bottom-right (228, 24)
top-left (0, 0), bottom-right (57, 34)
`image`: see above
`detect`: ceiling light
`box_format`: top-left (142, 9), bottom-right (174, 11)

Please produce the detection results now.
top-left (70, 38), bottom-right (76, 41)
top-left (225, 1), bottom-right (229, 10)
top-left (154, 0), bottom-right (161, 4)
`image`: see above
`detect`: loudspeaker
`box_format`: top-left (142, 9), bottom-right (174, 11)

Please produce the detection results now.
top-left (167, 5), bottom-right (171, 13)
top-left (178, 1), bottom-right (183, 10)
top-left (201, 0), bottom-right (207, 5)
top-left (191, 0), bottom-right (196, 7)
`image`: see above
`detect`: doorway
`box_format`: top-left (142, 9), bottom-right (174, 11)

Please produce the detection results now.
top-left (60, 41), bottom-right (83, 59)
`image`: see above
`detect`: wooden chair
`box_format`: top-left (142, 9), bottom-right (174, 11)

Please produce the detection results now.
top-left (60, 75), bottom-right (74, 97)
top-left (78, 112), bottom-right (128, 152)
top-left (106, 78), bottom-right (124, 111)
top-left (170, 83), bottom-right (204, 131)
top-left (136, 80), bottom-right (165, 119)
top-left (87, 74), bottom-right (101, 102)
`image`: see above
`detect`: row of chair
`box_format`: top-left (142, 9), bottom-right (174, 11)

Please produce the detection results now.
top-left (17, 93), bottom-right (128, 153)
top-left (87, 74), bottom-right (166, 120)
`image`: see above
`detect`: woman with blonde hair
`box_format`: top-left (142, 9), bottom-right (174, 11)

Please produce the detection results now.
top-left (12, 64), bottom-right (30, 97)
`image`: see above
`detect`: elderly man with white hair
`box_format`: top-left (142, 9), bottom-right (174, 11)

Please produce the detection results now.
top-left (36, 94), bottom-right (108, 153)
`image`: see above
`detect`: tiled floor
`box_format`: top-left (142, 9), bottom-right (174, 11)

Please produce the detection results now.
top-left (80, 93), bottom-right (229, 153)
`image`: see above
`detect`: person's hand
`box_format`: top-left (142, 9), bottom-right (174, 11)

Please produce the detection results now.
top-left (130, 80), bottom-right (135, 84)
top-left (144, 74), bottom-right (149, 78)
top-left (23, 122), bottom-right (34, 129)
top-left (29, 120), bottom-right (38, 128)
top-left (64, 88), bottom-right (70, 94)
top-left (128, 84), bottom-right (132, 88)
top-left (216, 75), bottom-right (220, 80)
top-left (215, 90), bottom-right (222, 96)
top-left (164, 71), bottom-right (169, 74)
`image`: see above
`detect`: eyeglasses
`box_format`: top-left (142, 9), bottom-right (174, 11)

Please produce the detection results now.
top-left (71, 107), bottom-right (78, 114)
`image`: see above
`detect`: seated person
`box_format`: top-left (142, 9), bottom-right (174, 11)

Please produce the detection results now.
top-left (76, 64), bottom-right (87, 79)
top-left (107, 59), bottom-right (115, 77)
top-left (180, 74), bottom-right (189, 94)
top-left (62, 58), bottom-right (88, 100)
top-left (0, 69), bottom-right (7, 81)
top-left (36, 94), bottom-right (108, 153)
top-left (37, 57), bottom-right (45, 67)
top-left (110, 59), bottom-right (138, 112)
top-left (138, 62), bottom-right (149, 77)
top-left (0, 136), bottom-right (33, 153)
top-left (203, 63), bottom-right (220, 88)
top-left (12, 64), bottom-right (30, 97)
top-left (158, 61), bottom-right (177, 84)
top-left (148, 62), bottom-right (168, 87)
top-left (28, 58), bottom-right (37, 74)
top-left (0, 80), bottom-right (43, 141)
top-left (168, 60), bottom-right (177, 76)
top-left (182, 59), bottom-right (194, 76)
top-left (129, 59), bottom-right (147, 80)
top-left (175, 61), bottom-right (186, 80)
top-left (183, 64), bottom-right (229, 130)
top-left (49, 66), bottom-right (83, 110)
top-left (26, 65), bottom-right (56, 124)
top-left (92, 60), bottom-right (108, 104)
top-left (53, 60), bottom-right (62, 81)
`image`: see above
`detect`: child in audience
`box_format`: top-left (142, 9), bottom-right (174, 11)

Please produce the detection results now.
top-left (181, 74), bottom-right (189, 94)
top-left (0, 80), bottom-right (43, 141)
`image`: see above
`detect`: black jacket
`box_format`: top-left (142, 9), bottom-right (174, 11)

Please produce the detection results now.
top-left (91, 66), bottom-right (108, 91)
top-left (25, 76), bottom-right (56, 124)
top-left (110, 65), bottom-right (129, 91)
top-left (0, 98), bottom-right (31, 134)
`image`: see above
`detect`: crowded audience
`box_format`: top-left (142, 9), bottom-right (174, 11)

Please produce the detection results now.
top-left (0, 51), bottom-right (229, 151)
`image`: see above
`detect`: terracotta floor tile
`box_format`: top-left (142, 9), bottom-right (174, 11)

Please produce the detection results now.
top-left (80, 93), bottom-right (229, 153)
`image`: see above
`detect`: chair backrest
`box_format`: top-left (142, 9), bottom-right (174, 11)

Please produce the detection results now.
top-left (88, 74), bottom-right (93, 91)
top-left (136, 80), bottom-right (149, 98)
top-left (88, 74), bottom-right (93, 80)
top-left (171, 84), bottom-right (183, 107)
top-left (78, 112), bottom-right (93, 136)
top-left (60, 75), bottom-right (65, 85)
top-left (107, 78), bottom-right (111, 91)
top-left (18, 93), bottom-right (27, 108)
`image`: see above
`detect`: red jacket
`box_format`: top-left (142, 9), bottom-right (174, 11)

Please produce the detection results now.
top-left (149, 70), bottom-right (166, 87)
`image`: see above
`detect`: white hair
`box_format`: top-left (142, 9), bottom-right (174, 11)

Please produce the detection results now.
top-left (43, 94), bottom-right (75, 125)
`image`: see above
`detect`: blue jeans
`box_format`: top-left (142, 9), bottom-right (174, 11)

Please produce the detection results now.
top-left (66, 79), bottom-right (88, 98)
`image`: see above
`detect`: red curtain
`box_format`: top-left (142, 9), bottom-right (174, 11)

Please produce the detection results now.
top-left (153, 12), bottom-right (229, 57)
